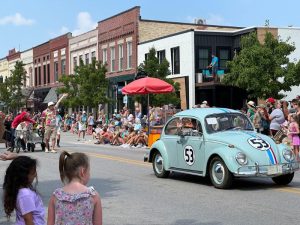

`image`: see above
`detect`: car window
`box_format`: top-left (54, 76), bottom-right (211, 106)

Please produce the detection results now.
top-left (205, 113), bottom-right (253, 133)
top-left (180, 117), bottom-right (202, 136)
top-left (165, 117), bottom-right (181, 135)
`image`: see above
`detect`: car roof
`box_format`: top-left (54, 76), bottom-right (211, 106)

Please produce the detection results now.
top-left (175, 108), bottom-right (240, 118)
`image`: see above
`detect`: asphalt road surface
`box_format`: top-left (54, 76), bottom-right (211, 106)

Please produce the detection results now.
top-left (0, 132), bottom-right (300, 225)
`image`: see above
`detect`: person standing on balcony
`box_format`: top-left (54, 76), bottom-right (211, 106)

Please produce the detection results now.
top-left (208, 54), bottom-right (219, 81)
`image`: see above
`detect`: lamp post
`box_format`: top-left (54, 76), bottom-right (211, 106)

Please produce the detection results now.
top-left (113, 84), bottom-right (118, 113)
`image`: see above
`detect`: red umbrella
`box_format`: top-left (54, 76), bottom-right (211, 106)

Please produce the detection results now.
top-left (121, 77), bottom-right (174, 95)
top-left (122, 77), bottom-right (174, 137)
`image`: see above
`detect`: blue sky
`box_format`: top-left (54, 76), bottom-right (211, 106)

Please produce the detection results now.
top-left (1, 0), bottom-right (300, 57)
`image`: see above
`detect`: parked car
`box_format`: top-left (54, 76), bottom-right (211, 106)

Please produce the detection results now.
top-left (144, 108), bottom-right (299, 189)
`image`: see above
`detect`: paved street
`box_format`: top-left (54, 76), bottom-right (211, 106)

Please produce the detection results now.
top-left (1, 132), bottom-right (300, 225)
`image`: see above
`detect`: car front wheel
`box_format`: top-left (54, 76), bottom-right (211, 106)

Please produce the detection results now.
top-left (209, 156), bottom-right (233, 189)
top-left (152, 151), bottom-right (169, 178)
top-left (272, 173), bottom-right (294, 185)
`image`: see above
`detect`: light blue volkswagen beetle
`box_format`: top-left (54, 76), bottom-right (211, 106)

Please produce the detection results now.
top-left (144, 108), bottom-right (299, 189)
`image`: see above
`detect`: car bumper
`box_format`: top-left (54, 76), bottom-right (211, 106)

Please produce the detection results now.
top-left (234, 162), bottom-right (299, 177)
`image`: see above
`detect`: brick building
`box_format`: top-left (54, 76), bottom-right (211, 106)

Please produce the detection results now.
top-left (98, 7), bottom-right (140, 113)
top-left (32, 33), bottom-right (71, 110)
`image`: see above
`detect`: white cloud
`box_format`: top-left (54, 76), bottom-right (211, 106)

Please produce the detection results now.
top-left (60, 12), bottom-right (97, 36)
top-left (0, 13), bottom-right (35, 26)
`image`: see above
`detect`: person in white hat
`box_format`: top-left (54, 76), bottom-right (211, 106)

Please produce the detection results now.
top-left (247, 101), bottom-right (256, 122)
top-left (201, 100), bottom-right (209, 108)
top-left (41, 93), bottom-right (68, 153)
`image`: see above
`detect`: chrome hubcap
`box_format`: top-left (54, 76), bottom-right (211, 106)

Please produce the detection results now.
top-left (154, 154), bottom-right (163, 174)
top-left (212, 161), bottom-right (225, 184)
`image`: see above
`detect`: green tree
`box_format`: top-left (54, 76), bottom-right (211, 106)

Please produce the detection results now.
top-left (58, 58), bottom-right (110, 108)
top-left (0, 61), bottom-right (26, 112)
top-left (222, 31), bottom-right (300, 99)
top-left (138, 47), bottom-right (180, 106)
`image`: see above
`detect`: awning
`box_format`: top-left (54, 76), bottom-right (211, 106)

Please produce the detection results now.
top-left (43, 87), bottom-right (58, 103)
top-left (108, 74), bottom-right (135, 83)
top-left (22, 88), bottom-right (33, 98)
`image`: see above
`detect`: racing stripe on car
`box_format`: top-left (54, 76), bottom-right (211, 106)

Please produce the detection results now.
top-left (267, 147), bottom-right (278, 165)
top-left (245, 132), bottom-right (278, 165)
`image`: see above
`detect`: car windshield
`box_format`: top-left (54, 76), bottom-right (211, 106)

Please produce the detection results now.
top-left (205, 113), bottom-right (254, 133)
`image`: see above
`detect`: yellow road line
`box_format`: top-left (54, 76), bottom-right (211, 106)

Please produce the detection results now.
top-left (62, 149), bottom-right (151, 168)
top-left (276, 187), bottom-right (300, 195)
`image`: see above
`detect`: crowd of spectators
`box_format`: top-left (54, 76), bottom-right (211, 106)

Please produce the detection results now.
top-left (245, 96), bottom-right (300, 160)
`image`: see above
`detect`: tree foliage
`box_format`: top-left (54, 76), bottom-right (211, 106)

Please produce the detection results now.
top-left (222, 31), bottom-right (300, 99)
top-left (0, 61), bottom-right (26, 112)
top-left (58, 59), bottom-right (110, 108)
top-left (138, 47), bottom-right (180, 106)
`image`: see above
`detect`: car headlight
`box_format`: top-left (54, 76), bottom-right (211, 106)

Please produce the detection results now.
top-left (235, 152), bottom-right (248, 165)
top-left (283, 149), bottom-right (295, 162)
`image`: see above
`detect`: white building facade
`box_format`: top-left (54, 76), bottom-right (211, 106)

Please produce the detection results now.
top-left (20, 49), bottom-right (33, 87)
top-left (278, 28), bottom-right (300, 101)
top-left (0, 57), bottom-right (9, 82)
top-left (69, 29), bottom-right (98, 74)
top-left (138, 30), bottom-right (195, 109)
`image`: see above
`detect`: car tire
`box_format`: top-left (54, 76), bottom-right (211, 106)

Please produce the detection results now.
top-left (152, 151), bottom-right (170, 178)
top-left (209, 156), bottom-right (233, 189)
top-left (272, 173), bottom-right (294, 185)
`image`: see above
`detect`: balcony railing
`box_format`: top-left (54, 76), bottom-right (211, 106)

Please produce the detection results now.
top-left (196, 69), bottom-right (225, 85)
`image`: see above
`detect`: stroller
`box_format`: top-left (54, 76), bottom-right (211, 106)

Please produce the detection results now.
top-left (10, 123), bottom-right (45, 153)
top-left (12, 122), bottom-right (29, 153)
top-left (26, 123), bottom-right (46, 152)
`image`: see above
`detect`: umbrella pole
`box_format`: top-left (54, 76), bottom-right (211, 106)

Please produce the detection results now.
top-left (147, 93), bottom-right (150, 136)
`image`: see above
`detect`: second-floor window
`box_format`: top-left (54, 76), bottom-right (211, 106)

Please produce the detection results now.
top-left (171, 47), bottom-right (180, 75)
top-left (102, 49), bottom-right (107, 65)
top-left (79, 55), bottom-right (83, 65)
top-left (34, 67), bottom-right (37, 86)
top-left (38, 66), bottom-right (41, 85)
top-left (73, 56), bottom-right (77, 68)
top-left (43, 65), bottom-right (46, 85)
top-left (127, 41), bottom-right (132, 69)
top-left (218, 48), bottom-right (231, 70)
top-left (61, 59), bottom-right (66, 74)
top-left (110, 47), bottom-right (115, 72)
top-left (157, 50), bottom-right (166, 64)
top-left (54, 61), bottom-right (58, 81)
top-left (85, 53), bottom-right (89, 65)
top-left (198, 48), bottom-right (210, 70)
top-left (47, 64), bottom-right (50, 83)
top-left (118, 44), bottom-right (123, 71)
top-left (91, 51), bottom-right (96, 60)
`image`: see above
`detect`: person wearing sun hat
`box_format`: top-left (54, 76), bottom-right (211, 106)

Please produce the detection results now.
top-left (253, 104), bottom-right (270, 134)
top-left (41, 93), bottom-right (68, 153)
top-left (247, 101), bottom-right (256, 122)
